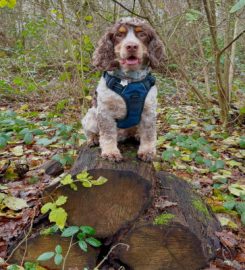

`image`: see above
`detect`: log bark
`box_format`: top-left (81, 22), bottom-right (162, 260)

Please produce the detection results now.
top-left (11, 143), bottom-right (221, 269)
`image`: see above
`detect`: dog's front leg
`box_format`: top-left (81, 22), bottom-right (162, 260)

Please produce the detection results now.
top-left (137, 87), bottom-right (157, 162)
top-left (97, 113), bottom-right (123, 162)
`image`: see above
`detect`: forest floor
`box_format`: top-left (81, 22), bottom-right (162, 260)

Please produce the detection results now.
top-left (0, 78), bottom-right (244, 269)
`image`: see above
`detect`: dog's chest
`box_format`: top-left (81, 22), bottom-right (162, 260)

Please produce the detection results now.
top-left (96, 77), bottom-right (154, 120)
top-left (98, 86), bottom-right (127, 119)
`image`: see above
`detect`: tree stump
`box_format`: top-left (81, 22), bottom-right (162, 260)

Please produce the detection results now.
top-left (10, 234), bottom-right (98, 270)
top-left (11, 143), bottom-right (221, 269)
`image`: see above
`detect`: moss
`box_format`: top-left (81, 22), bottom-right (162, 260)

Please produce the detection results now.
top-left (192, 198), bottom-right (210, 218)
top-left (124, 150), bottom-right (137, 158)
top-left (153, 213), bottom-right (175, 225)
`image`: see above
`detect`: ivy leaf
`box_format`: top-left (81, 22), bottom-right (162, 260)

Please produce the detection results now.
top-left (215, 160), bottom-right (225, 170)
top-left (61, 226), bottom-right (79, 237)
top-left (24, 132), bottom-right (33, 145)
top-left (235, 202), bottom-right (245, 215)
top-left (80, 226), bottom-right (96, 235)
top-left (223, 201), bottom-right (236, 210)
top-left (54, 253), bottom-right (63, 265)
top-left (49, 207), bottom-right (67, 229)
top-left (55, 196), bottom-right (67, 206)
top-left (36, 137), bottom-right (57, 146)
top-left (162, 148), bottom-right (180, 161)
top-left (37, 252), bottom-right (55, 261)
top-left (78, 240), bottom-right (88, 252)
top-left (85, 237), bottom-right (101, 247)
top-left (0, 136), bottom-right (8, 148)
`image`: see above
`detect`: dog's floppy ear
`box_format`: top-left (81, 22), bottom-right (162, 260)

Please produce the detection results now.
top-left (148, 29), bottom-right (166, 69)
top-left (92, 28), bottom-right (115, 71)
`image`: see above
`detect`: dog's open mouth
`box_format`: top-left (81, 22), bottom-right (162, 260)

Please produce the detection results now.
top-left (123, 56), bottom-right (139, 65)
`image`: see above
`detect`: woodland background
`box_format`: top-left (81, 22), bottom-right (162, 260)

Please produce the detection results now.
top-left (0, 0), bottom-right (245, 269)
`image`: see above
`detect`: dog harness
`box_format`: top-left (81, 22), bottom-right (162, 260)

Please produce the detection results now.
top-left (103, 71), bottom-right (156, 129)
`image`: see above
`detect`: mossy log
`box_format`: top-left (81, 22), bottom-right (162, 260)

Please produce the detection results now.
top-left (11, 144), bottom-right (221, 270)
top-left (109, 171), bottom-right (221, 270)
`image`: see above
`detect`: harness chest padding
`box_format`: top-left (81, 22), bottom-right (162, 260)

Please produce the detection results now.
top-left (103, 72), bottom-right (156, 129)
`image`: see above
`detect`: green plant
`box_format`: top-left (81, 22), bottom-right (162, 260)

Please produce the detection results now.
top-left (61, 225), bottom-right (101, 252)
top-left (41, 196), bottom-right (68, 229)
top-left (37, 244), bottom-right (63, 266)
top-left (0, 0), bottom-right (16, 9)
top-left (161, 132), bottom-right (225, 172)
top-left (60, 171), bottom-right (108, 190)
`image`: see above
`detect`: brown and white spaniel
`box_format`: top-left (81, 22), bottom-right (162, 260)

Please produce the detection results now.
top-left (82, 17), bottom-right (164, 162)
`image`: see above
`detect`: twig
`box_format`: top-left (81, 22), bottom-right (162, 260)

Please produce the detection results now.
top-left (62, 235), bottom-right (74, 270)
top-left (6, 209), bottom-right (36, 263)
top-left (218, 29), bottom-right (245, 57)
top-left (111, 0), bottom-right (148, 20)
top-left (95, 243), bottom-right (129, 269)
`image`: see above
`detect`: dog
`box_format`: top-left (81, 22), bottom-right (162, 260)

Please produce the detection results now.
top-left (82, 17), bottom-right (164, 162)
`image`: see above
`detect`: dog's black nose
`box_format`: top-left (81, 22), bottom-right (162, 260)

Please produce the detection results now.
top-left (126, 43), bottom-right (138, 52)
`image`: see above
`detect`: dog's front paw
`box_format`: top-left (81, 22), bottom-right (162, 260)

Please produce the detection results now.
top-left (101, 150), bottom-right (123, 162)
top-left (137, 150), bottom-right (155, 162)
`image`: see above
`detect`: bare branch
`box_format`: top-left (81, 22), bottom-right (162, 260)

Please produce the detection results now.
top-left (218, 29), bottom-right (245, 57)
top-left (111, 0), bottom-right (148, 20)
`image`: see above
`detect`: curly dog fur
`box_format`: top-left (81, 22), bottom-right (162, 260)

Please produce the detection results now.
top-left (82, 17), bottom-right (165, 162)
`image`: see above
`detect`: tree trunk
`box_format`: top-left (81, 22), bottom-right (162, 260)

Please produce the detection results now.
top-left (10, 143), bottom-right (221, 270)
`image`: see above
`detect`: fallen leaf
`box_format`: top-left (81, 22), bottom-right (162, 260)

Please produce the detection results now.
top-left (217, 216), bottom-right (238, 229)
top-left (216, 230), bottom-right (238, 248)
top-left (11, 145), bottom-right (24, 156)
top-left (3, 196), bottom-right (28, 211)
top-left (228, 184), bottom-right (245, 197)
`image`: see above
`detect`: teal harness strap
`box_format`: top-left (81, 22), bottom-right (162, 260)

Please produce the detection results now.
top-left (103, 71), bottom-right (156, 129)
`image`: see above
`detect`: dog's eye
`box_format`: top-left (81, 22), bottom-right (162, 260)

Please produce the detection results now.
top-left (137, 32), bottom-right (147, 39)
top-left (115, 32), bottom-right (125, 39)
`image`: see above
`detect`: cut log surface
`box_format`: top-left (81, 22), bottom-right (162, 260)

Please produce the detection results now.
top-left (46, 145), bottom-right (153, 238)
top-left (52, 170), bottom-right (151, 238)
top-left (11, 143), bottom-right (221, 270)
top-left (10, 234), bottom-right (98, 269)
top-left (112, 171), bottom-right (221, 270)
top-left (118, 224), bottom-right (206, 270)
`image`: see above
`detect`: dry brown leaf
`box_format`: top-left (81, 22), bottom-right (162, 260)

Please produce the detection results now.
top-left (216, 230), bottom-right (238, 249)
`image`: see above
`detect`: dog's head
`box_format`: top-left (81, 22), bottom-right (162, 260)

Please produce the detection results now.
top-left (92, 17), bottom-right (165, 71)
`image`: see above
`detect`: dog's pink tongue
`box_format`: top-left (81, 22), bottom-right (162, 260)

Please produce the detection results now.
top-left (125, 58), bottom-right (139, 65)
